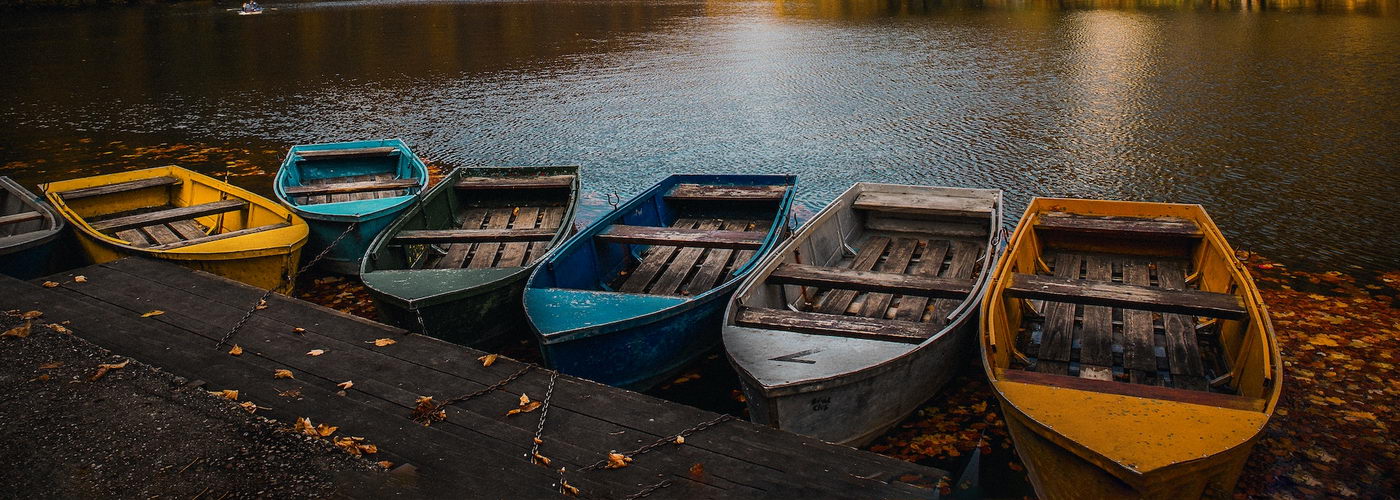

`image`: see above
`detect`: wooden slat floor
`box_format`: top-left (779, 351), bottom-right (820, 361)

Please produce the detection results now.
top-left (295, 173), bottom-right (407, 206)
top-left (1014, 251), bottom-right (1221, 391)
top-left (93, 205), bottom-right (231, 249)
top-left (426, 204), bottom-right (568, 270)
top-left (612, 217), bottom-right (771, 296)
top-left (5, 257), bottom-right (944, 499)
top-left (805, 234), bottom-right (983, 327)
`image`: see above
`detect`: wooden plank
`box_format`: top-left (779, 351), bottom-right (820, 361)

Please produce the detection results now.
top-left (681, 220), bottom-right (750, 297)
top-left (1078, 255), bottom-right (1114, 381)
top-left (394, 228), bottom-right (555, 244)
top-left (466, 208), bottom-right (514, 269)
top-left (664, 184), bottom-right (788, 201)
top-left (648, 219), bottom-right (723, 296)
top-left (1037, 253), bottom-right (1082, 373)
top-left (1035, 212), bottom-right (1202, 239)
top-left (454, 175), bottom-right (573, 191)
top-left (864, 217), bottom-right (988, 238)
top-left (139, 224), bottom-right (183, 245)
top-left (150, 223), bottom-right (291, 250)
top-left (927, 240), bottom-right (982, 329)
top-left (167, 220), bottom-right (207, 240)
top-left (436, 208), bottom-right (489, 269)
top-left (998, 369), bottom-right (1265, 411)
top-left (858, 238), bottom-right (918, 318)
top-left (90, 200), bottom-right (247, 232)
top-left (736, 307), bottom-right (935, 344)
top-left (283, 179), bottom-right (419, 196)
top-left (618, 219), bottom-right (695, 293)
top-left (295, 147), bottom-right (397, 160)
top-left (815, 237), bottom-right (889, 315)
top-left (495, 207), bottom-right (540, 268)
top-left (597, 225), bottom-right (763, 250)
top-left (54, 176), bottom-right (180, 201)
top-left (115, 229), bottom-right (149, 247)
top-left (894, 240), bottom-right (950, 322)
top-left (525, 206), bottom-right (567, 266)
top-left (852, 191), bottom-right (993, 219)
top-left (1004, 272), bottom-right (1247, 320)
top-left (1121, 259), bottom-right (1160, 385)
top-left (0, 211), bottom-right (42, 227)
top-left (1157, 260), bottom-right (1208, 390)
top-left (769, 262), bottom-right (973, 300)
top-left (721, 219), bottom-right (770, 277)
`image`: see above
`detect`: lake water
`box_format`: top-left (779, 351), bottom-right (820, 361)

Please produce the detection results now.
top-left (1, 0), bottom-right (1397, 272)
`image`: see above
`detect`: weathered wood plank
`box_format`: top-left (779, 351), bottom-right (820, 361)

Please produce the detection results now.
top-left (0, 211), bottom-right (42, 226)
top-left (140, 224), bottom-right (183, 245)
top-left (681, 220), bottom-right (750, 297)
top-left (664, 184), bottom-right (788, 201)
top-left (167, 220), bottom-right (207, 240)
top-left (1037, 253), bottom-right (1082, 372)
top-left (1004, 272), bottom-right (1247, 320)
top-left (90, 200), bottom-right (248, 232)
top-left (721, 219), bottom-right (770, 278)
top-left (648, 219), bottom-right (723, 296)
top-left (770, 262), bottom-right (972, 300)
top-left (150, 223), bottom-right (292, 250)
top-left (115, 229), bottom-right (149, 247)
top-left (863, 216), bottom-right (988, 238)
top-left (999, 369), bottom-right (1264, 411)
top-left (927, 240), bottom-right (982, 329)
top-left (454, 175), bottom-right (573, 191)
top-left (496, 207), bottom-right (540, 268)
top-left (466, 208), bottom-right (515, 269)
top-left (814, 236), bottom-right (889, 315)
top-left (618, 219), bottom-right (696, 293)
top-left (1035, 212), bottom-right (1202, 239)
top-left (736, 307), bottom-right (934, 344)
top-left (436, 208), bottom-right (490, 270)
top-left (859, 238), bottom-right (918, 318)
top-left (597, 225), bottom-right (764, 250)
top-left (894, 240), bottom-right (951, 322)
top-left (283, 179), bottom-right (418, 196)
top-left (296, 147), bottom-right (397, 160)
top-left (525, 206), bottom-right (567, 266)
top-left (852, 191), bottom-right (994, 219)
top-left (54, 176), bottom-right (180, 200)
top-left (1157, 260), bottom-right (1208, 390)
top-left (1121, 259), bottom-right (1160, 384)
top-left (1078, 255), bottom-right (1114, 381)
top-left (394, 228), bottom-right (555, 244)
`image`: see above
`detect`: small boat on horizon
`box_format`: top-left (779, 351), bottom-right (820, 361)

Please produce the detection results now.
top-left (981, 197), bottom-right (1281, 499)
top-left (723, 182), bottom-right (1002, 446)
top-left (361, 165), bottom-right (579, 348)
top-left (524, 174), bottom-right (796, 390)
top-left (274, 139), bottom-right (429, 274)
top-left (0, 176), bottom-right (66, 280)
top-left (43, 166), bottom-right (308, 291)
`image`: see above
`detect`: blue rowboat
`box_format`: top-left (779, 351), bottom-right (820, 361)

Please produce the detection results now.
top-left (524, 174), bottom-right (797, 390)
top-left (0, 176), bottom-right (66, 279)
top-left (274, 139), bottom-right (429, 274)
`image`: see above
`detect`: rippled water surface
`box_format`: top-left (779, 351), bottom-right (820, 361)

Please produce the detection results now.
top-left (1, 0), bottom-right (1397, 270)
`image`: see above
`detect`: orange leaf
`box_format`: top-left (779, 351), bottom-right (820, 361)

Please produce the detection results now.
top-left (41, 281), bottom-right (59, 288)
top-left (2, 322), bottom-right (31, 338)
top-left (371, 338), bottom-right (396, 347)
top-left (307, 349), bottom-right (326, 356)
top-left (228, 344), bottom-right (243, 356)
top-left (73, 275), bottom-right (88, 283)
top-left (338, 380), bottom-right (354, 390)
top-left (46, 324), bottom-right (71, 334)
top-left (209, 389), bottom-right (239, 400)
top-left (140, 310), bottom-right (164, 318)
top-left (478, 353), bottom-right (498, 367)
top-left (38, 361), bottom-right (63, 369)
top-left (292, 327), bottom-right (306, 334)
top-left (274, 369), bottom-right (294, 379)
top-left (605, 452), bottom-right (632, 469)
top-left (377, 460), bottom-right (394, 469)
top-left (20, 310), bottom-right (42, 320)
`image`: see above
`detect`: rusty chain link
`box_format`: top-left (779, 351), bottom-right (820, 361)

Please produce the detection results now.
top-left (580, 413), bottom-right (734, 471)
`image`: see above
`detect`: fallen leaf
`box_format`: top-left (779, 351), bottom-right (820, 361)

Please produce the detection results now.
top-left (478, 353), bottom-right (498, 367)
top-left (274, 369), bottom-right (294, 379)
top-left (292, 327), bottom-right (306, 334)
top-left (21, 310), bottom-right (42, 320)
top-left (605, 452), bottom-right (632, 469)
top-left (2, 322), bottom-right (31, 338)
top-left (209, 389), bottom-right (239, 400)
top-left (316, 423), bottom-right (338, 437)
top-left (30, 374), bottom-right (51, 382)
top-left (90, 359), bottom-right (130, 381)
top-left (74, 276), bottom-right (88, 283)
top-left (532, 452), bottom-right (552, 466)
top-left (38, 361), bottom-right (63, 369)
top-left (412, 396), bottom-right (446, 426)
top-left (377, 460), bottom-right (394, 469)
top-left (560, 479), bottom-right (580, 496)
top-left (41, 281), bottom-right (59, 288)
top-left (674, 435), bottom-right (685, 445)
top-left (239, 401), bottom-right (260, 413)
top-left (507, 401), bottom-right (543, 416)
top-left (141, 310), bottom-right (164, 318)
top-left (46, 324), bottom-right (71, 334)
top-left (371, 338), bottom-right (396, 347)
top-left (277, 388), bottom-right (303, 398)
top-left (228, 344), bottom-right (243, 356)
top-left (338, 380), bottom-right (354, 390)
top-left (255, 299), bottom-right (268, 310)
top-left (333, 436), bottom-right (376, 455)
top-left (533, 437), bottom-right (543, 445)
top-left (689, 462), bottom-right (704, 478)
top-left (307, 349), bottom-right (326, 356)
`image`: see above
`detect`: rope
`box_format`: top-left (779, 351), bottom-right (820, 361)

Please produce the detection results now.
top-left (214, 221), bottom-right (359, 347)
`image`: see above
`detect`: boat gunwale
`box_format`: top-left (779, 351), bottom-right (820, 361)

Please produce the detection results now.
top-left (0, 176), bottom-right (65, 256)
top-left (272, 139), bottom-right (430, 222)
top-left (724, 182), bottom-right (1003, 397)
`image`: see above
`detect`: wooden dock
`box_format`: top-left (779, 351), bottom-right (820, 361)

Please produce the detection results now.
top-left (3, 257), bottom-right (946, 498)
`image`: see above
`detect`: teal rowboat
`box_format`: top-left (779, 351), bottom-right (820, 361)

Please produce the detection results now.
top-left (524, 174), bottom-right (796, 390)
top-left (274, 139), bottom-right (430, 274)
top-left (361, 166), bottom-right (579, 347)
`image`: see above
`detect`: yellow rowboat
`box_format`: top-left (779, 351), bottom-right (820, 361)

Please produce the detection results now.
top-left (980, 198), bottom-right (1280, 499)
top-left (43, 166), bottom-right (309, 292)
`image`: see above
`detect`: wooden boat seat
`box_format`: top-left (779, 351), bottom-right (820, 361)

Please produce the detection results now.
top-left (150, 223), bottom-right (292, 250)
top-left (998, 369), bottom-right (1265, 411)
top-left (90, 200), bottom-right (247, 232)
top-left (54, 176), bottom-right (181, 201)
top-left (1004, 273), bottom-right (1246, 320)
top-left (295, 147), bottom-right (397, 160)
top-left (767, 263), bottom-right (972, 299)
top-left (616, 218), bottom-right (770, 296)
top-left (800, 236), bottom-right (983, 328)
top-left (394, 228), bottom-right (554, 244)
top-left (454, 175), bottom-right (573, 191)
top-left (664, 184), bottom-right (788, 202)
top-left (852, 191), bottom-right (994, 219)
top-left (283, 179), bottom-right (419, 196)
top-left (1034, 212), bottom-right (1202, 239)
top-left (734, 307), bottom-right (934, 344)
top-left (597, 225), bottom-right (764, 250)
top-left (0, 211), bottom-right (43, 227)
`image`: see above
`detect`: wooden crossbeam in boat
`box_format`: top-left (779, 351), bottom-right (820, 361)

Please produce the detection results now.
top-left (283, 179), bottom-right (418, 196)
top-left (768, 263), bottom-right (972, 299)
top-left (150, 223), bottom-right (291, 250)
top-left (664, 184), bottom-right (788, 202)
top-left (394, 228), bottom-right (555, 244)
top-left (597, 225), bottom-right (763, 250)
top-left (90, 200), bottom-right (248, 232)
top-left (1034, 212), bottom-right (1202, 239)
top-left (0, 211), bottom-right (42, 226)
top-left (815, 237), bottom-right (889, 315)
top-left (852, 191), bottom-right (994, 219)
top-left (295, 147), bottom-right (397, 160)
top-left (54, 176), bottom-right (180, 201)
top-left (454, 175), bottom-right (573, 191)
top-left (998, 369), bottom-right (1263, 411)
top-left (735, 307), bottom-right (935, 344)
top-left (1005, 272), bottom-right (1247, 320)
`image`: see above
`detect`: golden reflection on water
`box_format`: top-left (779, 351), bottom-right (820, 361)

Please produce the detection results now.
top-left (762, 0), bottom-right (1398, 18)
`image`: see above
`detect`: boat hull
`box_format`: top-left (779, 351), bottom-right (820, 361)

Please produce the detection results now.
top-left (301, 210), bottom-right (399, 275)
top-left (0, 176), bottom-right (67, 279)
top-left (69, 232), bottom-right (302, 291)
top-left (371, 272), bottom-right (529, 348)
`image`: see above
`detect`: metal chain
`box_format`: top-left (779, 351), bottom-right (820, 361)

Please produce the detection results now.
top-left (438, 365), bottom-right (532, 408)
top-left (580, 414), bottom-right (734, 471)
top-left (214, 221), bottom-right (359, 347)
top-left (529, 370), bottom-right (559, 464)
top-left (413, 307), bottom-right (429, 336)
top-left (622, 480), bottom-right (672, 500)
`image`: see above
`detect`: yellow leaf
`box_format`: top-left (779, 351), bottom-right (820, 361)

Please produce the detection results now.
top-left (74, 275), bottom-right (88, 283)
top-left (506, 401), bottom-right (542, 416)
top-left (1324, 396), bottom-right (1345, 405)
top-left (46, 324), bottom-right (71, 334)
top-left (371, 338), bottom-right (396, 347)
top-left (478, 353), bottom-right (498, 367)
top-left (141, 310), bottom-right (164, 318)
top-left (532, 452), bottom-right (551, 466)
top-left (605, 452), bottom-right (632, 469)
top-left (338, 380), bottom-right (354, 390)
top-left (377, 460), bottom-right (394, 469)
top-left (210, 389), bottom-right (239, 400)
top-left (519, 393), bottom-right (531, 406)
top-left (42, 281), bottom-right (59, 288)
top-left (316, 423), bottom-right (338, 437)
top-left (560, 479), bottom-right (580, 496)
top-left (255, 299), bottom-right (268, 310)
top-left (2, 321), bottom-right (31, 338)
top-left (239, 401), bottom-right (259, 413)
top-left (20, 310), bottom-right (42, 320)
top-left (1307, 335), bottom-right (1340, 347)
top-left (674, 435), bottom-right (684, 445)
top-left (292, 327), bottom-right (306, 334)
top-left (274, 369), bottom-right (294, 379)
top-left (229, 344), bottom-right (243, 356)
top-left (307, 349), bottom-right (326, 356)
